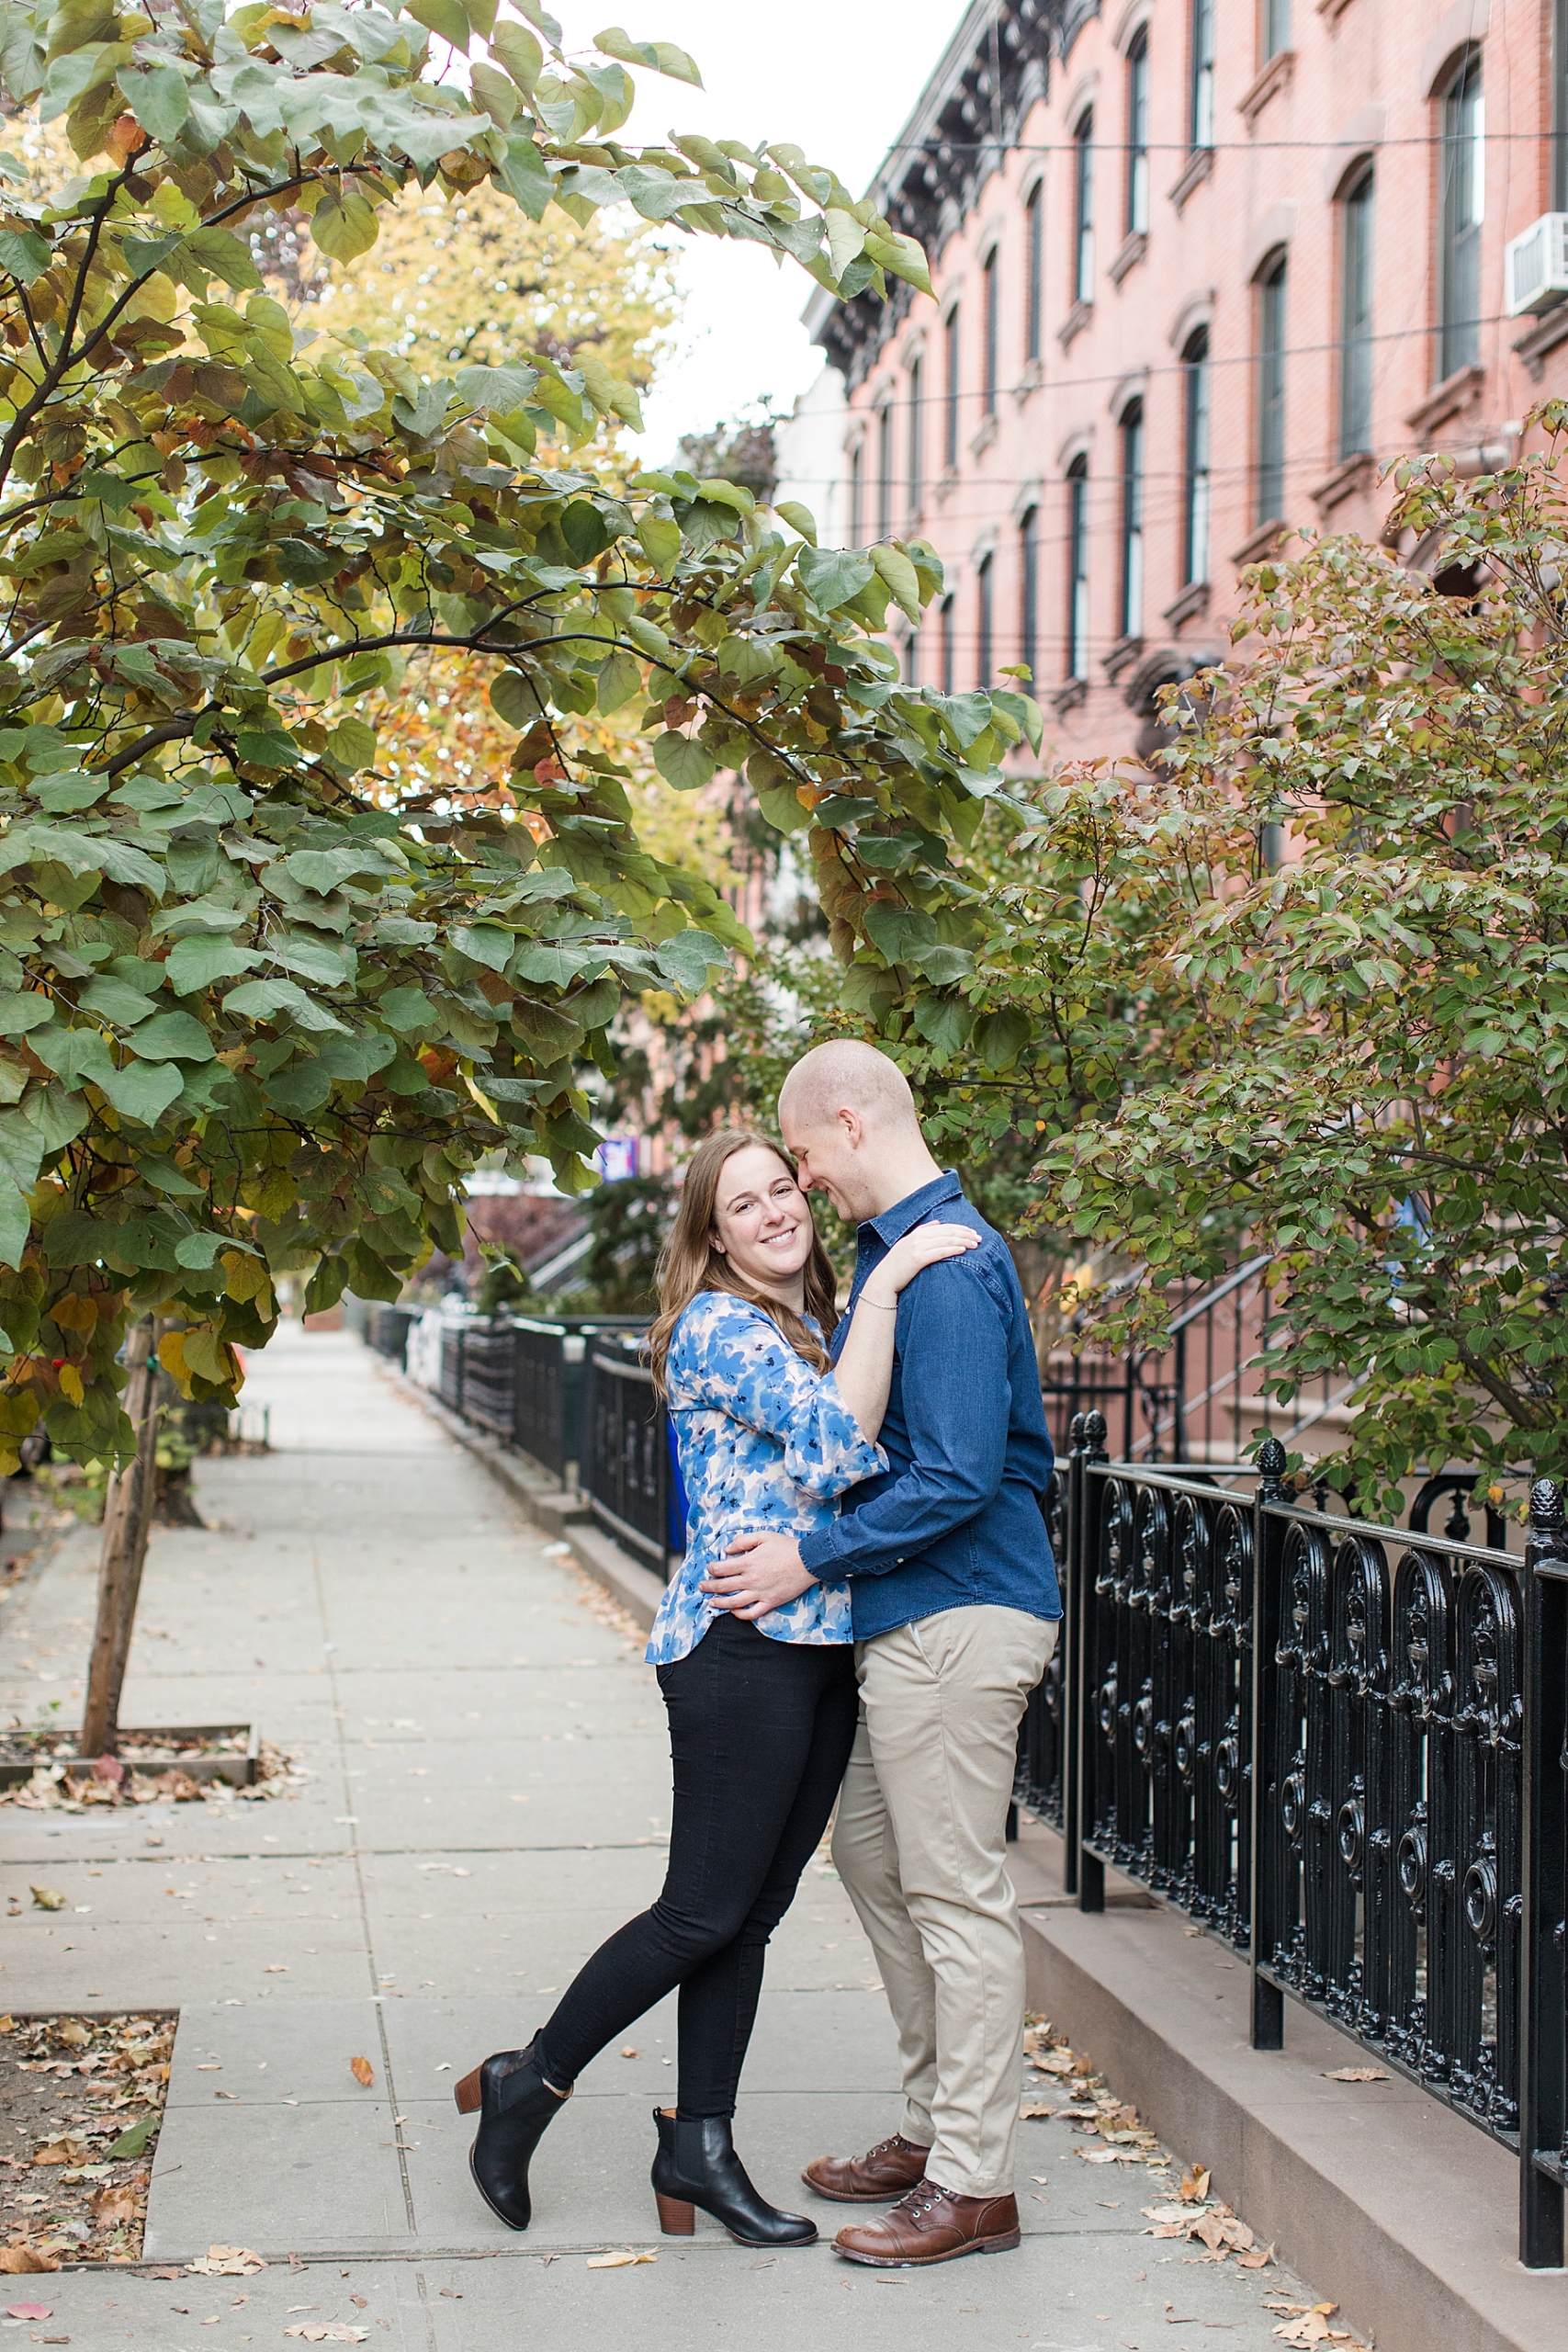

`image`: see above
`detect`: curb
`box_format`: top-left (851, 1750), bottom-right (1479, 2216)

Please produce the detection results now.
top-left (1012, 1820), bottom-right (1568, 2352)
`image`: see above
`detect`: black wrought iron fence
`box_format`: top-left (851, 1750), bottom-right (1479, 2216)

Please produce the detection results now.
top-left (511, 1315), bottom-right (647, 1485)
top-left (581, 1332), bottom-right (683, 1578)
top-left (1021, 1412), bottom-right (1568, 2267)
top-left (458, 1319), bottom-right (515, 1438)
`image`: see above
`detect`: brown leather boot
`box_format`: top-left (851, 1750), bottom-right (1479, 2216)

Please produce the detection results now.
top-left (832, 2178), bottom-right (1021, 2266)
top-left (801, 2133), bottom-right (932, 2203)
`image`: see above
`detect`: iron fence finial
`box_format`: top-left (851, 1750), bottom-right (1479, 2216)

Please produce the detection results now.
top-left (1257, 1435), bottom-right (1288, 1502)
top-left (1084, 1408), bottom-right (1109, 1460)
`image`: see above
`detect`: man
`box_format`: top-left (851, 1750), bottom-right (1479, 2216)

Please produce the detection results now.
top-left (700, 1039), bottom-right (1060, 2267)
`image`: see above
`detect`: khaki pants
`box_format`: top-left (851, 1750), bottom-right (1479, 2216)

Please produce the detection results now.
top-left (831, 1605), bottom-right (1057, 2199)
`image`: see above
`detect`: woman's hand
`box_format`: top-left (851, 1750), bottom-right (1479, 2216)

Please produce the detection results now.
top-left (860, 1221), bottom-right (979, 1314)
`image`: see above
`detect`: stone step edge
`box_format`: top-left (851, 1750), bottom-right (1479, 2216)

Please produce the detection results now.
top-left (1013, 1819), bottom-right (1568, 2352)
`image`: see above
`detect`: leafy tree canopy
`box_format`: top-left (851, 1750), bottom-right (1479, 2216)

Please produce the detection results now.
top-left (0, 0), bottom-right (1030, 1476)
top-left (996, 416), bottom-right (1568, 1509)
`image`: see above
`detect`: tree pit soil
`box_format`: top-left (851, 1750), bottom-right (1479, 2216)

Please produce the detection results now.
top-left (0, 2013), bottom-right (172, 2270)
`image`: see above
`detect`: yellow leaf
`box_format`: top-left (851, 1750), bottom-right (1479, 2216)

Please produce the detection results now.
top-left (221, 1250), bottom-right (272, 1308)
top-left (57, 1363), bottom-right (84, 1406)
top-left (157, 1329), bottom-right (194, 1397)
top-left (50, 1291), bottom-right (97, 1334)
top-left (180, 1327), bottom-right (233, 1387)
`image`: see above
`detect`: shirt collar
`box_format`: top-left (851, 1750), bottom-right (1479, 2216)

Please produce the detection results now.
top-left (863, 1170), bottom-right (964, 1250)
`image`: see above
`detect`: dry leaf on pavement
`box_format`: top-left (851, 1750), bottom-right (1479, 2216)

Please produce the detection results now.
top-left (1176, 2165), bottom-right (1212, 2203)
top-left (585, 2251), bottom-right (656, 2267)
top-left (1018, 2100), bottom-right (1055, 2120)
top-left (284, 2327), bottom-right (368, 2343)
top-left (0, 2252), bottom-right (58, 2275)
top-left (1236, 2242), bottom-right (1278, 2269)
top-left (3, 2306), bottom-right (51, 2321)
top-left (1322, 2067), bottom-right (1387, 2083)
top-left (186, 2245), bottom-right (265, 2278)
top-left (28, 1889), bottom-right (64, 1911)
top-left (349, 2056), bottom-right (374, 2087)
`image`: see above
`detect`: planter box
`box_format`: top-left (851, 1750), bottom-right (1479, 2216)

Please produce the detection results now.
top-left (0, 1724), bottom-right (258, 1790)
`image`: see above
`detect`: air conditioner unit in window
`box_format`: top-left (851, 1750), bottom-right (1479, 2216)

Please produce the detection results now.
top-left (1505, 212), bottom-right (1568, 316)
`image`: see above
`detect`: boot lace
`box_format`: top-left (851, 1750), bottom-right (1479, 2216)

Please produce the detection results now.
top-left (889, 2179), bottom-right (947, 2225)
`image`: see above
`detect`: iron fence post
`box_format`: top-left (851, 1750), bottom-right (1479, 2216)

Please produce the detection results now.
top-left (1519, 1476), bottom-right (1568, 2268)
top-left (1249, 1436), bottom-right (1287, 2049)
top-left (1061, 1415), bottom-right (1085, 1896)
top-left (1075, 1410), bottom-right (1110, 1911)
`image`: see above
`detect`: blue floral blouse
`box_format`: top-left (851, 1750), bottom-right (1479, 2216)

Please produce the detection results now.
top-left (646, 1290), bottom-right (886, 1667)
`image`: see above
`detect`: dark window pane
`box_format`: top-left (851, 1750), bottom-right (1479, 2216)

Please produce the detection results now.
top-left (1074, 111), bottom-right (1095, 305)
top-left (1120, 399), bottom-right (1145, 640)
top-left (876, 401), bottom-right (893, 539)
top-left (1190, 0), bottom-right (1215, 149)
top-left (944, 306), bottom-right (961, 470)
top-left (1021, 506), bottom-right (1039, 686)
top-left (1025, 183), bottom-right (1043, 360)
top-left (1066, 458), bottom-right (1089, 681)
top-left (1264, 0), bottom-right (1292, 60)
top-left (1257, 255), bottom-right (1287, 526)
top-left (1183, 326), bottom-right (1211, 585)
top-left (1440, 56), bottom-right (1483, 379)
top-left (982, 250), bottom-right (998, 416)
top-left (908, 356), bottom-right (923, 517)
top-left (976, 551), bottom-right (993, 687)
top-left (1127, 33), bottom-right (1149, 236)
top-left (1339, 169), bottom-right (1374, 457)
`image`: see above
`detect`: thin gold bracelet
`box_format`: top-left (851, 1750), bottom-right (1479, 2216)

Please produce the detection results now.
top-left (858, 1295), bottom-right (897, 1312)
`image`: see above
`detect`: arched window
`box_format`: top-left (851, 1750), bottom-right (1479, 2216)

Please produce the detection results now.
top-left (1190, 0), bottom-right (1215, 151)
top-left (1020, 505), bottom-right (1039, 686)
top-left (1182, 326), bottom-right (1211, 586)
top-left (982, 248), bottom-right (998, 416)
top-left (1256, 253), bottom-right (1288, 526)
top-left (1120, 399), bottom-right (1145, 641)
top-left (976, 550), bottom-right (994, 687)
top-left (1024, 182), bottom-right (1043, 361)
top-left (907, 356), bottom-right (923, 519)
top-left (1339, 167), bottom-right (1374, 458)
top-left (939, 594), bottom-right (955, 695)
top-left (1073, 110), bottom-right (1095, 305)
top-left (943, 305), bottom-right (961, 471)
top-left (1264, 0), bottom-right (1292, 60)
top-left (1127, 30), bottom-right (1150, 236)
top-left (1066, 456), bottom-right (1089, 681)
top-left (1439, 52), bottom-right (1483, 379)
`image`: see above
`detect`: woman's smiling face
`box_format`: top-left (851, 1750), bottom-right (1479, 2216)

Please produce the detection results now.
top-left (711, 1144), bottom-right (817, 1296)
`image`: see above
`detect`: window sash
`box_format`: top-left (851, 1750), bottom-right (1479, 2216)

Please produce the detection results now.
top-left (1021, 507), bottom-right (1039, 685)
top-left (943, 308), bottom-right (961, 470)
top-left (1263, 0), bottom-right (1292, 61)
top-left (1025, 184), bottom-right (1043, 359)
top-left (982, 251), bottom-right (998, 415)
top-left (976, 552), bottom-right (993, 688)
top-left (908, 357), bottom-right (923, 517)
top-left (1120, 402), bottom-right (1145, 641)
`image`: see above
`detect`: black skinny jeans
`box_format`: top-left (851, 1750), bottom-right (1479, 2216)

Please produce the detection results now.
top-left (537, 1613), bottom-right (858, 2116)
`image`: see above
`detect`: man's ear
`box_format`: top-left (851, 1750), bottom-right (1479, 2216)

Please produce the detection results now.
top-left (839, 1105), bottom-right (863, 1151)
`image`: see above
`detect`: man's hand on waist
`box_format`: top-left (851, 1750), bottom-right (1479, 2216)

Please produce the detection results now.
top-left (701, 1532), bottom-right (817, 1621)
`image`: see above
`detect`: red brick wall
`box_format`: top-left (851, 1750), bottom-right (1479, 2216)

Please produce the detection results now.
top-left (832, 0), bottom-right (1567, 762)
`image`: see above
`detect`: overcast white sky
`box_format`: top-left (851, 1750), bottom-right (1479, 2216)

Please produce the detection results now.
top-left (571, 1), bottom-right (965, 464)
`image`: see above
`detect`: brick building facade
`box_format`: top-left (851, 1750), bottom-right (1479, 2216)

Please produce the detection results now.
top-left (783, 0), bottom-right (1568, 761)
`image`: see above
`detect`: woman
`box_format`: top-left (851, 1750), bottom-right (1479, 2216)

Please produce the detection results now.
top-left (456, 1126), bottom-right (976, 2245)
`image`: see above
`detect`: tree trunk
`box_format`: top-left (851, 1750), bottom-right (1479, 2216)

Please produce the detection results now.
top-left (80, 1318), bottom-right (163, 1758)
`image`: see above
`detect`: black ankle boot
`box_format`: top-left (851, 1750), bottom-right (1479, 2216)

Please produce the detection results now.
top-left (455, 2032), bottom-right (570, 2230)
top-left (650, 2108), bottom-right (817, 2245)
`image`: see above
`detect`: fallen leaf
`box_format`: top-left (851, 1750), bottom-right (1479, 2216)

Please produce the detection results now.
top-left (186, 2245), bottom-right (265, 2278)
top-left (0, 2252), bottom-right (57, 2275)
top-left (349, 2056), bottom-right (374, 2088)
top-left (1077, 2147), bottom-right (1126, 2164)
top-left (1237, 2243), bottom-right (1278, 2269)
top-left (283, 2329), bottom-right (367, 2344)
top-left (1018, 2101), bottom-right (1055, 2120)
top-left (265, 1965), bottom-right (288, 1974)
top-left (28, 1889), bottom-right (65, 1911)
top-left (1322, 2067), bottom-right (1387, 2083)
top-left (4, 2306), bottom-right (51, 2321)
top-left (87, 2188), bottom-right (136, 2226)
top-left (620, 2047), bottom-right (639, 2059)
top-left (585, 2250), bottom-right (656, 2267)
top-left (1176, 2166), bottom-right (1212, 2204)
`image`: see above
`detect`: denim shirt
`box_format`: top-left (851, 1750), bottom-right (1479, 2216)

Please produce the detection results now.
top-left (646, 1290), bottom-right (885, 1667)
top-left (796, 1172), bottom-right (1061, 1641)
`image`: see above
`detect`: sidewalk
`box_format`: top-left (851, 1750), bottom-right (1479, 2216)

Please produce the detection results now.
top-left (2, 1326), bottom-right (1324, 2349)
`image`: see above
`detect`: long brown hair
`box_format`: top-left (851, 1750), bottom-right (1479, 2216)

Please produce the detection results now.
top-left (649, 1128), bottom-right (840, 1397)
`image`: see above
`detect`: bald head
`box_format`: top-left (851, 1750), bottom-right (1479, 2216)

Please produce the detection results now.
top-left (778, 1041), bottom-right (941, 1224)
top-left (777, 1040), bottom-right (919, 1140)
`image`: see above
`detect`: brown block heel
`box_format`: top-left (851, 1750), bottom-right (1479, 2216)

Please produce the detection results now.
top-left (454, 2066), bottom-right (481, 2116)
top-left (655, 2192), bottom-right (695, 2235)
